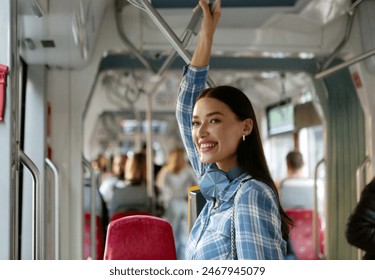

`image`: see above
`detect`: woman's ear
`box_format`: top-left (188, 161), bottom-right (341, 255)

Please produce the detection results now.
top-left (242, 118), bottom-right (253, 136)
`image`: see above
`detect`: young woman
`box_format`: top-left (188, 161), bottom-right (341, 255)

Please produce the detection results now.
top-left (176, 0), bottom-right (293, 259)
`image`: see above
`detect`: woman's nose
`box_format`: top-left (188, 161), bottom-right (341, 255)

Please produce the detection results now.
top-left (197, 122), bottom-right (208, 138)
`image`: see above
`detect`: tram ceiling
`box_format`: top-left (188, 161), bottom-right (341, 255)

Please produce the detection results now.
top-left (17, 0), bottom-right (350, 68)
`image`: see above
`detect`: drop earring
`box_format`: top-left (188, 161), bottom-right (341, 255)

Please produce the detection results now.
top-left (242, 135), bottom-right (245, 141)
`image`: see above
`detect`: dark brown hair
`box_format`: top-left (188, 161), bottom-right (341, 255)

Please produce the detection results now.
top-left (286, 151), bottom-right (304, 170)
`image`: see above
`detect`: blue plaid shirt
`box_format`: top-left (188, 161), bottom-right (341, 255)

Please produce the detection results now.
top-left (176, 65), bottom-right (286, 260)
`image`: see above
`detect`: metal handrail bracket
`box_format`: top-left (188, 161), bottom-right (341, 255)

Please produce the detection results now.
top-left (19, 150), bottom-right (42, 260)
top-left (45, 158), bottom-right (60, 260)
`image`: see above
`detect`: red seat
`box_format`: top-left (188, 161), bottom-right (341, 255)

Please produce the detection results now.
top-left (104, 215), bottom-right (177, 260)
top-left (84, 213), bottom-right (105, 260)
top-left (286, 209), bottom-right (324, 260)
top-left (110, 210), bottom-right (151, 223)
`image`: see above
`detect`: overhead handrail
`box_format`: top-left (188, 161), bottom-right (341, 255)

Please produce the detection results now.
top-left (115, 0), bottom-right (157, 73)
top-left (116, 0), bottom-right (200, 76)
top-left (314, 0), bottom-right (366, 79)
top-left (156, 0), bottom-right (206, 75)
top-left (19, 150), bottom-right (42, 260)
top-left (129, 0), bottom-right (216, 87)
top-left (313, 158), bottom-right (325, 259)
top-left (45, 158), bottom-right (60, 260)
top-left (315, 48), bottom-right (375, 79)
top-left (355, 156), bottom-right (371, 259)
top-left (319, 7), bottom-right (356, 72)
top-left (82, 157), bottom-right (97, 260)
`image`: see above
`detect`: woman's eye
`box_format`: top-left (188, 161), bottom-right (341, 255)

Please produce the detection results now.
top-left (210, 118), bottom-right (220, 123)
top-left (192, 121), bottom-right (200, 126)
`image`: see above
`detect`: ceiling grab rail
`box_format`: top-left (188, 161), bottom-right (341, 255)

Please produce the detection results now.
top-left (313, 158), bottom-right (325, 259)
top-left (315, 48), bottom-right (375, 80)
top-left (129, 0), bottom-right (216, 87)
top-left (355, 156), bottom-right (371, 260)
top-left (116, 0), bottom-right (200, 75)
top-left (19, 150), bottom-right (42, 260)
top-left (82, 157), bottom-right (97, 260)
top-left (45, 158), bottom-right (60, 260)
top-left (156, 0), bottom-right (206, 75)
top-left (118, 0), bottom-right (212, 76)
top-left (115, 0), bottom-right (157, 73)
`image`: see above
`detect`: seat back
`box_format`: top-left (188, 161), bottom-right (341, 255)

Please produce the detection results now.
top-left (280, 177), bottom-right (315, 209)
top-left (83, 213), bottom-right (105, 260)
top-left (104, 215), bottom-right (177, 260)
top-left (110, 210), bottom-right (151, 223)
top-left (109, 186), bottom-right (150, 217)
top-left (286, 209), bottom-right (324, 260)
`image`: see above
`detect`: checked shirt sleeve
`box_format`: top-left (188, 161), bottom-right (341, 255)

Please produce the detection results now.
top-left (176, 65), bottom-right (208, 178)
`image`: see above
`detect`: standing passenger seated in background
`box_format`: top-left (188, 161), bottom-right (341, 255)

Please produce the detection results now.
top-left (176, 0), bottom-right (292, 260)
top-left (108, 152), bottom-right (150, 218)
top-left (157, 147), bottom-right (198, 259)
top-left (346, 177), bottom-right (375, 260)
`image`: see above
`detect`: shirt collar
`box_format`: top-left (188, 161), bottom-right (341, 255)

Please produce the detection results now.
top-left (226, 166), bottom-right (243, 182)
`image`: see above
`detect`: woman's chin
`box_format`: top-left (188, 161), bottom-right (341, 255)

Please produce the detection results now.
top-left (200, 155), bottom-right (215, 164)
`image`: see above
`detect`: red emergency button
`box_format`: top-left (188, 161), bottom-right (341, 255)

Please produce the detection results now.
top-left (0, 64), bottom-right (9, 122)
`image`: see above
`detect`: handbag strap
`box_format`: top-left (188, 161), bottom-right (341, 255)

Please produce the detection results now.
top-left (230, 175), bottom-right (251, 260)
top-left (231, 202), bottom-right (237, 260)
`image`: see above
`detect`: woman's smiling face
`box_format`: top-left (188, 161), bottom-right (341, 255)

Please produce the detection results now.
top-left (192, 97), bottom-right (246, 171)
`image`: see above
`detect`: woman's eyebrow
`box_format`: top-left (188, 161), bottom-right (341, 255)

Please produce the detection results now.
top-left (192, 111), bottom-right (224, 119)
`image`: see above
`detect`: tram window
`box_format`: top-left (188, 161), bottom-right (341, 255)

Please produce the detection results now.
top-left (121, 120), bottom-right (167, 134)
top-left (266, 99), bottom-right (294, 136)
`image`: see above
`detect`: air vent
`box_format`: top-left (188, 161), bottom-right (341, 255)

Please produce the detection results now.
top-left (40, 40), bottom-right (55, 48)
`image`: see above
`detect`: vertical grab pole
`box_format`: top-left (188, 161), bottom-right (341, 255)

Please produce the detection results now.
top-left (45, 158), bottom-right (60, 260)
top-left (19, 151), bottom-right (42, 260)
top-left (4, 0), bottom-right (21, 260)
top-left (355, 156), bottom-right (371, 259)
top-left (82, 158), bottom-right (97, 260)
top-left (313, 158), bottom-right (325, 259)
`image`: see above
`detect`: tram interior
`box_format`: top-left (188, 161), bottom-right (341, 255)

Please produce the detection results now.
top-left (3, 0), bottom-right (374, 260)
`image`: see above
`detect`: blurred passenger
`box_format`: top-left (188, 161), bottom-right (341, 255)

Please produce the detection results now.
top-left (279, 151), bottom-right (325, 213)
top-left (96, 153), bottom-right (112, 183)
top-left (108, 152), bottom-right (150, 218)
top-left (346, 177), bottom-right (375, 260)
top-left (99, 154), bottom-right (127, 206)
top-left (157, 147), bottom-right (198, 259)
